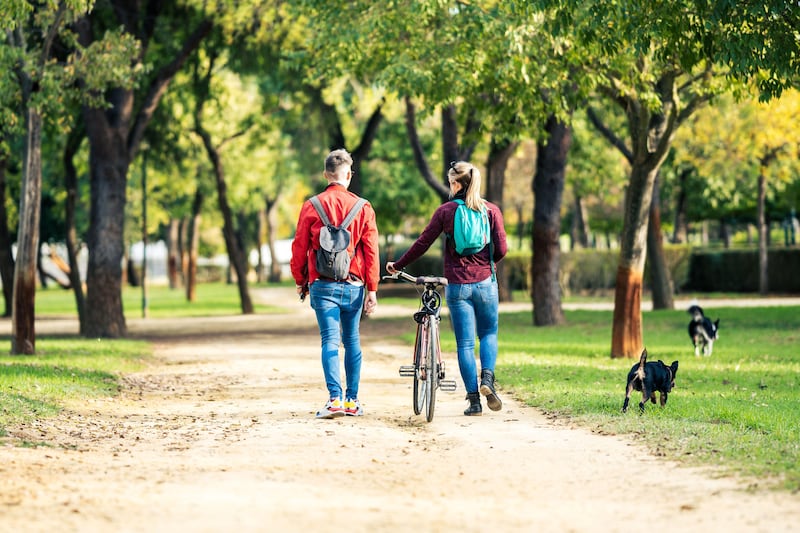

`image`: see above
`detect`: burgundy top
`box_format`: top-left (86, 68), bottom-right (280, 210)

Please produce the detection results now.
top-left (393, 195), bottom-right (508, 284)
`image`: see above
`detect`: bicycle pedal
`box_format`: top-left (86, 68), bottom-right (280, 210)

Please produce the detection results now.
top-left (399, 365), bottom-right (416, 377)
top-left (439, 379), bottom-right (457, 392)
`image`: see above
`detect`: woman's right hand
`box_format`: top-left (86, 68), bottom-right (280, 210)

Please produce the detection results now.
top-left (385, 261), bottom-right (397, 274)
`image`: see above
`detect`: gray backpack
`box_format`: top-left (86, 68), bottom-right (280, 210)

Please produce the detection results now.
top-left (309, 195), bottom-right (367, 281)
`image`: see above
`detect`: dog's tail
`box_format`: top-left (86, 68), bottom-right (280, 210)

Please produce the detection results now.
top-left (636, 349), bottom-right (647, 381)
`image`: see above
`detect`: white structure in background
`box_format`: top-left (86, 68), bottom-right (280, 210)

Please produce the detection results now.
top-left (249, 239), bottom-right (294, 278)
top-left (36, 242), bottom-right (87, 286)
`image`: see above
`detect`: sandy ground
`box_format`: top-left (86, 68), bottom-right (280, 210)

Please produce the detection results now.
top-left (1, 289), bottom-right (799, 533)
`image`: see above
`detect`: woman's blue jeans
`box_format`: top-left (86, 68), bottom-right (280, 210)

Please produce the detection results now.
top-left (309, 280), bottom-right (365, 400)
top-left (445, 276), bottom-right (499, 394)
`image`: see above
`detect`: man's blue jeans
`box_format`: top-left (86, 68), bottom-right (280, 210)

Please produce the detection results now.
top-left (445, 276), bottom-right (499, 394)
top-left (309, 280), bottom-right (365, 400)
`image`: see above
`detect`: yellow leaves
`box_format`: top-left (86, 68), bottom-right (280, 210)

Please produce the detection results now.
top-left (754, 89), bottom-right (800, 155)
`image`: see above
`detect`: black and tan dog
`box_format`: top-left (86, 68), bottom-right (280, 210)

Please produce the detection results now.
top-left (622, 349), bottom-right (679, 413)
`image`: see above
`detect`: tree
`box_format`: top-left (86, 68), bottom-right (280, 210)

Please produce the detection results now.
top-left (74, 2), bottom-right (212, 337)
top-left (532, 116), bottom-right (570, 325)
top-left (191, 45), bottom-right (254, 314)
top-left (300, 1), bottom-right (575, 311)
top-left (4, 2), bottom-right (138, 352)
top-left (673, 90), bottom-right (800, 291)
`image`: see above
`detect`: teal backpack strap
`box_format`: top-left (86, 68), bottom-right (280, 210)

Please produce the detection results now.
top-left (489, 211), bottom-right (496, 282)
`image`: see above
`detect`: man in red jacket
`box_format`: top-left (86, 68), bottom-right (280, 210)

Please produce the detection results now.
top-left (290, 149), bottom-right (380, 419)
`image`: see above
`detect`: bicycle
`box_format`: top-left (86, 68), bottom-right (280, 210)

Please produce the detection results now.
top-left (383, 270), bottom-right (457, 422)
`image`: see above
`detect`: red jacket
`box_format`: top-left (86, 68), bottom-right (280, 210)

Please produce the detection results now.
top-left (290, 184), bottom-right (380, 291)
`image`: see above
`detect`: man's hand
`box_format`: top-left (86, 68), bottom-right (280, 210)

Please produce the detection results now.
top-left (296, 284), bottom-right (308, 302)
top-left (363, 291), bottom-right (377, 316)
top-left (385, 262), bottom-right (397, 274)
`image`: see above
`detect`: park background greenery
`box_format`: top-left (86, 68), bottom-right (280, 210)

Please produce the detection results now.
top-left (2, 1), bottom-right (800, 347)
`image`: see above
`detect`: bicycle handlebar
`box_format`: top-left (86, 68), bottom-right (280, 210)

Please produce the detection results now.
top-left (382, 271), bottom-right (448, 287)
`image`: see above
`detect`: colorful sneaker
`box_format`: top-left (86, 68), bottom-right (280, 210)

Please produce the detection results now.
top-left (316, 398), bottom-right (345, 419)
top-left (344, 397), bottom-right (363, 416)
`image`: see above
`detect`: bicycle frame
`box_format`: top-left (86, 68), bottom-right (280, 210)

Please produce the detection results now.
top-left (385, 271), bottom-right (456, 422)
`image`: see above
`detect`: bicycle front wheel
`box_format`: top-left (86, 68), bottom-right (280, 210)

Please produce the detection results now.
top-left (424, 318), bottom-right (438, 422)
top-left (413, 323), bottom-right (425, 415)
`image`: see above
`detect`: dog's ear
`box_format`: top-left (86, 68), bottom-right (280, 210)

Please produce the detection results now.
top-left (671, 361), bottom-right (679, 374)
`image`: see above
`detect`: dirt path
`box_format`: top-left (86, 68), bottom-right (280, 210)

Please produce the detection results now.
top-left (1, 289), bottom-right (798, 532)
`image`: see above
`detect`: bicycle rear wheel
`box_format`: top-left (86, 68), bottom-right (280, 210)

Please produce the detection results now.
top-left (424, 319), bottom-right (438, 422)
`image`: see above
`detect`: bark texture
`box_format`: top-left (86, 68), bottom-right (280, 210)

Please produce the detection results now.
top-left (611, 266), bottom-right (643, 358)
top-left (532, 116), bottom-right (570, 326)
top-left (12, 108), bottom-right (44, 354)
top-left (0, 159), bottom-right (15, 317)
top-left (647, 175), bottom-right (673, 310)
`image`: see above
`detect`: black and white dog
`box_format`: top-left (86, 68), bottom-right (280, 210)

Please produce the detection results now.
top-left (687, 304), bottom-right (720, 357)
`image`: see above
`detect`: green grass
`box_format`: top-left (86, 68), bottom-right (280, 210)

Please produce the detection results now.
top-left (376, 304), bottom-right (800, 491)
top-left (0, 337), bottom-right (151, 437)
top-left (34, 281), bottom-right (284, 318)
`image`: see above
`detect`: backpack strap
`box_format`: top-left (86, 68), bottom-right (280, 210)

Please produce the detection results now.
top-left (487, 204), bottom-right (496, 282)
top-left (445, 198), bottom-right (463, 250)
top-left (309, 195), bottom-right (332, 226)
top-left (340, 198), bottom-right (368, 230)
top-left (309, 195), bottom-right (367, 229)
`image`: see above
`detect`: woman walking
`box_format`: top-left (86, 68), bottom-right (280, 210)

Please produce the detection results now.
top-left (386, 161), bottom-right (507, 416)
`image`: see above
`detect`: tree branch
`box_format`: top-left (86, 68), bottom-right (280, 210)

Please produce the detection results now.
top-left (586, 106), bottom-right (633, 163)
top-left (40, 3), bottom-right (67, 70)
top-left (405, 97), bottom-right (448, 199)
top-left (352, 98), bottom-right (384, 162)
top-left (128, 18), bottom-right (213, 160)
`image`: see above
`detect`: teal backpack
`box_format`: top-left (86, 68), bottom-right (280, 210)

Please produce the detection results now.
top-left (450, 199), bottom-right (490, 255)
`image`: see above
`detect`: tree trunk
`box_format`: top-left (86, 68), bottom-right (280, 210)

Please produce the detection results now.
top-left (485, 136), bottom-right (519, 303)
top-left (167, 218), bottom-right (181, 289)
top-left (82, 98), bottom-right (130, 338)
top-left (758, 170), bottom-right (768, 295)
top-left (571, 194), bottom-right (590, 249)
top-left (611, 265), bottom-right (643, 358)
top-left (531, 116), bottom-right (570, 326)
top-left (12, 107), bottom-right (45, 354)
top-left (265, 194), bottom-right (282, 283)
top-left (179, 216), bottom-right (188, 287)
top-left (256, 208), bottom-right (266, 284)
top-left (186, 189), bottom-right (203, 302)
top-left (404, 98), bottom-right (479, 203)
top-left (76, 12), bottom-right (212, 337)
top-left (196, 128), bottom-right (253, 314)
top-left (350, 103), bottom-right (384, 197)
top-left (611, 164), bottom-right (658, 357)
top-left (671, 168), bottom-right (690, 243)
top-left (63, 123), bottom-right (86, 322)
top-left (647, 174), bottom-right (674, 310)
top-left (719, 219), bottom-right (732, 249)
top-left (0, 158), bottom-right (15, 317)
